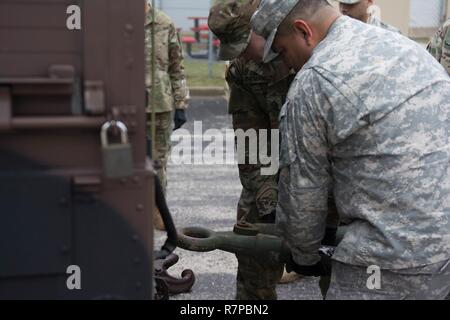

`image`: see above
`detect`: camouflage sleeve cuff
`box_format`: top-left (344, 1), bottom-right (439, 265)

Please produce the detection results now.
top-left (291, 247), bottom-right (321, 266)
top-left (174, 100), bottom-right (188, 110)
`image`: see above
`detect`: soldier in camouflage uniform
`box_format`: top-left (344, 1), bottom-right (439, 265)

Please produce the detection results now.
top-left (337, 0), bottom-right (401, 33)
top-left (427, 18), bottom-right (450, 301)
top-left (145, 3), bottom-right (189, 229)
top-left (208, 0), bottom-right (294, 300)
top-left (252, 0), bottom-right (450, 299)
top-left (427, 18), bottom-right (450, 75)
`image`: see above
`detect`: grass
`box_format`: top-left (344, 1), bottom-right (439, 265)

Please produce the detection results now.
top-left (184, 59), bottom-right (227, 87)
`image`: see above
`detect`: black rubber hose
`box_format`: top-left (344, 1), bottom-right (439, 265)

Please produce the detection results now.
top-left (154, 175), bottom-right (178, 260)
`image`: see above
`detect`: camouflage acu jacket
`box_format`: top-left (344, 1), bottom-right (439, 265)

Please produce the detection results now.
top-left (145, 9), bottom-right (189, 113)
top-left (427, 18), bottom-right (450, 75)
top-left (278, 16), bottom-right (450, 270)
top-left (226, 57), bottom-right (294, 129)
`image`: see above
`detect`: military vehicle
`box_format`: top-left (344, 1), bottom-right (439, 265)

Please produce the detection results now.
top-left (0, 0), bottom-right (159, 299)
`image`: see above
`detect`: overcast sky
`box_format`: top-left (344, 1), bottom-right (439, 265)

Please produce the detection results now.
top-left (154, 0), bottom-right (211, 30)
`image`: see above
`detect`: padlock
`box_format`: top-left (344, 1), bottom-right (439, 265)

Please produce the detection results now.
top-left (101, 121), bottom-right (134, 178)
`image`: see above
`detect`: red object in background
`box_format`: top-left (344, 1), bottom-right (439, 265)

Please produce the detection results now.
top-left (191, 23), bottom-right (209, 32)
top-left (181, 36), bottom-right (197, 44)
top-left (183, 17), bottom-right (219, 59)
top-left (181, 36), bottom-right (197, 56)
top-left (188, 17), bottom-right (209, 42)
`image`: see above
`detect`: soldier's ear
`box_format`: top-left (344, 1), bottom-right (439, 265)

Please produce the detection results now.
top-left (293, 20), bottom-right (312, 42)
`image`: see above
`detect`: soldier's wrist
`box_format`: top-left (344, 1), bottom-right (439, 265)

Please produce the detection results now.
top-left (290, 248), bottom-right (321, 267)
top-left (174, 104), bottom-right (188, 110)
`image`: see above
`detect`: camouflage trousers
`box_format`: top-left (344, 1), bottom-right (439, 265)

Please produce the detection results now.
top-left (234, 164), bottom-right (284, 300)
top-left (326, 260), bottom-right (450, 300)
top-left (229, 97), bottom-right (284, 299)
top-left (146, 111), bottom-right (172, 195)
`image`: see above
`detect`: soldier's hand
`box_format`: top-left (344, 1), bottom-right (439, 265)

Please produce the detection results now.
top-left (259, 210), bottom-right (276, 223)
top-left (322, 226), bottom-right (338, 246)
top-left (286, 251), bottom-right (332, 277)
top-left (174, 109), bottom-right (187, 130)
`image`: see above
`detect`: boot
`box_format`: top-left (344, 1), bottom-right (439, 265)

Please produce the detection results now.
top-left (278, 268), bottom-right (303, 284)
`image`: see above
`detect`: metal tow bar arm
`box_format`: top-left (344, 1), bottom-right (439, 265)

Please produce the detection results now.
top-left (178, 222), bottom-right (290, 261)
top-left (177, 222), bottom-right (346, 262)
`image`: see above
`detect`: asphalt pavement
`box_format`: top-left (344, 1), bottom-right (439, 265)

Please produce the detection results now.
top-left (154, 97), bottom-right (323, 300)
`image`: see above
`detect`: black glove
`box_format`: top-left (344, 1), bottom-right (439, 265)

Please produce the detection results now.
top-left (259, 210), bottom-right (276, 223)
top-left (173, 109), bottom-right (187, 130)
top-left (322, 226), bottom-right (338, 246)
top-left (286, 251), bottom-right (332, 277)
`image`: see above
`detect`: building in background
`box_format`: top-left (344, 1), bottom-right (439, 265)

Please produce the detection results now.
top-left (156, 0), bottom-right (450, 40)
top-left (409, 0), bottom-right (449, 38)
top-left (333, 0), bottom-right (449, 38)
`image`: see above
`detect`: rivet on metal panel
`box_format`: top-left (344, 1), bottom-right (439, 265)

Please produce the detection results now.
top-left (136, 204), bottom-right (144, 212)
top-left (120, 178), bottom-right (127, 185)
top-left (133, 257), bottom-right (141, 265)
top-left (132, 176), bottom-right (140, 184)
top-left (135, 282), bottom-right (142, 290)
top-left (125, 24), bottom-right (134, 34)
top-left (131, 235), bottom-right (139, 242)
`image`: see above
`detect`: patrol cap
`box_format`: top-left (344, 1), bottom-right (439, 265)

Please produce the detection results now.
top-left (251, 0), bottom-right (300, 63)
top-left (208, 0), bottom-right (261, 61)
